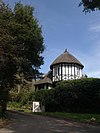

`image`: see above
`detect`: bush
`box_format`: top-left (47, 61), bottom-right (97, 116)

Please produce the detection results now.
top-left (34, 78), bottom-right (100, 113)
top-left (54, 78), bottom-right (100, 113)
top-left (9, 87), bottom-right (35, 108)
top-left (34, 89), bottom-right (49, 105)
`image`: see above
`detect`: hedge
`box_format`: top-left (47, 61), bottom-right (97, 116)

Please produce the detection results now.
top-left (35, 78), bottom-right (100, 113)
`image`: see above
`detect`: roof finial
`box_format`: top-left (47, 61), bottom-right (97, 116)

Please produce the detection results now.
top-left (64, 49), bottom-right (67, 53)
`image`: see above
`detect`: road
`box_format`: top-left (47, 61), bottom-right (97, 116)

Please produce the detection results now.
top-left (0, 111), bottom-right (100, 133)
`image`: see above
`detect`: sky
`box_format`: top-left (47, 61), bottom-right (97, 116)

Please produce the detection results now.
top-left (5, 0), bottom-right (100, 78)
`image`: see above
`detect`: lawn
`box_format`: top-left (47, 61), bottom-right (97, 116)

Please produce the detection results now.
top-left (7, 102), bottom-right (100, 125)
top-left (34, 112), bottom-right (100, 124)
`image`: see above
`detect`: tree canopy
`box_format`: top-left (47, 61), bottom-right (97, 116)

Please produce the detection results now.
top-left (80, 0), bottom-right (100, 12)
top-left (0, 1), bottom-right (45, 115)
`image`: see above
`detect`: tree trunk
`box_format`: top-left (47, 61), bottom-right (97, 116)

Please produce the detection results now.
top-left (0, 101), bottom-right (6, 117)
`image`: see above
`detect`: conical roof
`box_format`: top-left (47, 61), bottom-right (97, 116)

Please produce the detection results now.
top-left (34, 76), bottom-right (52, 85)
top-left (34, 71), bottom-right (52, 85)
top-left (50, 49), bottom-right (84, 69)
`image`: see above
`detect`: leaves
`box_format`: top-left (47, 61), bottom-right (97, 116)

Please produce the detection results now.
top-left (0, 1), bottom-right (45, 83)
top-left (0, 1), bottom-right (45, 113)
top-left (35, 78), bottom-right (100, 113)
top-left (80, 0), bottom-right (100, 13)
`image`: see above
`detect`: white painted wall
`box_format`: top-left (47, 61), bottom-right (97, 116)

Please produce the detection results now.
top-left (52, 64), bottom-right (83, 82)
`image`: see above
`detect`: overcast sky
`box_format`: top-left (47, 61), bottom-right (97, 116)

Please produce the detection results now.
top-left (5, 0), bottom-right (100, 78)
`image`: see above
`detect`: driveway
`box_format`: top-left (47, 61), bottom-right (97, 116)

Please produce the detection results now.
top-left (0, 110), bottom-right (100, 133)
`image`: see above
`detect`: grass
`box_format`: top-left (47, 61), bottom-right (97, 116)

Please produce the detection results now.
top-left (7, 102), bottom-right (100, 124)
top-left (34, 112), bottom-right (100, 124)
top-left (7, 102), bottom-right (32, 113)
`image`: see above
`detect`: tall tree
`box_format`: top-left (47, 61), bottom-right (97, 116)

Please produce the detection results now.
top-left (0, 1), bottom-right (45, 115)
top-left (79, 0), bottom-right (100, 12)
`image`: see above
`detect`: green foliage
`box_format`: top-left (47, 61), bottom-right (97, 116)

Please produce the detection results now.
top-left (34, 112), bottom-right (100, 123)
top-left (79, 0), bottom-right (100, 13)
top-left (0, 1), bottom-right (44, 114)
top-left (8, 86), bottom-right (35, 112)
top-left (8, 101), bottom-right (32, 112)
top-left (54, 78), bottom-right (100, 112)
top-left (0, 0), bottom-right (45, 85)
top-left (9, 87), bottom-right (35, 105)
top-left (35, 89), bottom-right (49, 105)
top-left (35, 78), bottom-right (100, 113)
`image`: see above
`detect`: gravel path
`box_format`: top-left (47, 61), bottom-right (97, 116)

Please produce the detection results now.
top-left (0, 110), bottom-right (100, 133)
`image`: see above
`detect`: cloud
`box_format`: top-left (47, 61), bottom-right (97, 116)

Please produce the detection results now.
top-left (88, 22), bottom-right (100, 41)
top-left (89, 24), bottom-right (100, 33)
top-left (87, 71), bottom-right (100, 78)
top-left (41, 45), bottom-right (100, 78)
top-left (40, 47), bottom-right (63, 73)
top-left (76, 44), bottom-right (100, 78)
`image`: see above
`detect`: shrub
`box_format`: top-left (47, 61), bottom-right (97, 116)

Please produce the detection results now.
top-left (53, 78), bottom-right (100, 113)
top-left (34, 89), bottom-right (49, 105)
top-left (34, 78), bottom-right (100, 113)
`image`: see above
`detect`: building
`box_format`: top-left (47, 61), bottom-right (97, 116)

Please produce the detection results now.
top-left (34, 49), bottom-right (84, 91)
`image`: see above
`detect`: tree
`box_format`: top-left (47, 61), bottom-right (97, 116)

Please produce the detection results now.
top-left (0, 1), bottom-right (45, 115)
top-left (79, 0), bottom-right (100, 12)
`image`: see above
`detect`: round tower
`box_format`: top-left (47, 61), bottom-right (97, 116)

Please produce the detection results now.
top-left (50, 49), bottom-right (84, 82)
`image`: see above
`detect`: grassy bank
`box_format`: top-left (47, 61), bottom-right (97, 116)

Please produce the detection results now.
top-left (7, 102), bottom-right (100, 124)
top-left (7, 102), bottom-right (32, 113)
top-left (34, 112), bottom-right (100, 124)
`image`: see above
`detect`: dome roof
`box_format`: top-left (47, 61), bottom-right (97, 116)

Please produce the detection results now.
top-left (50, 49), bottom-right (84, 69)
